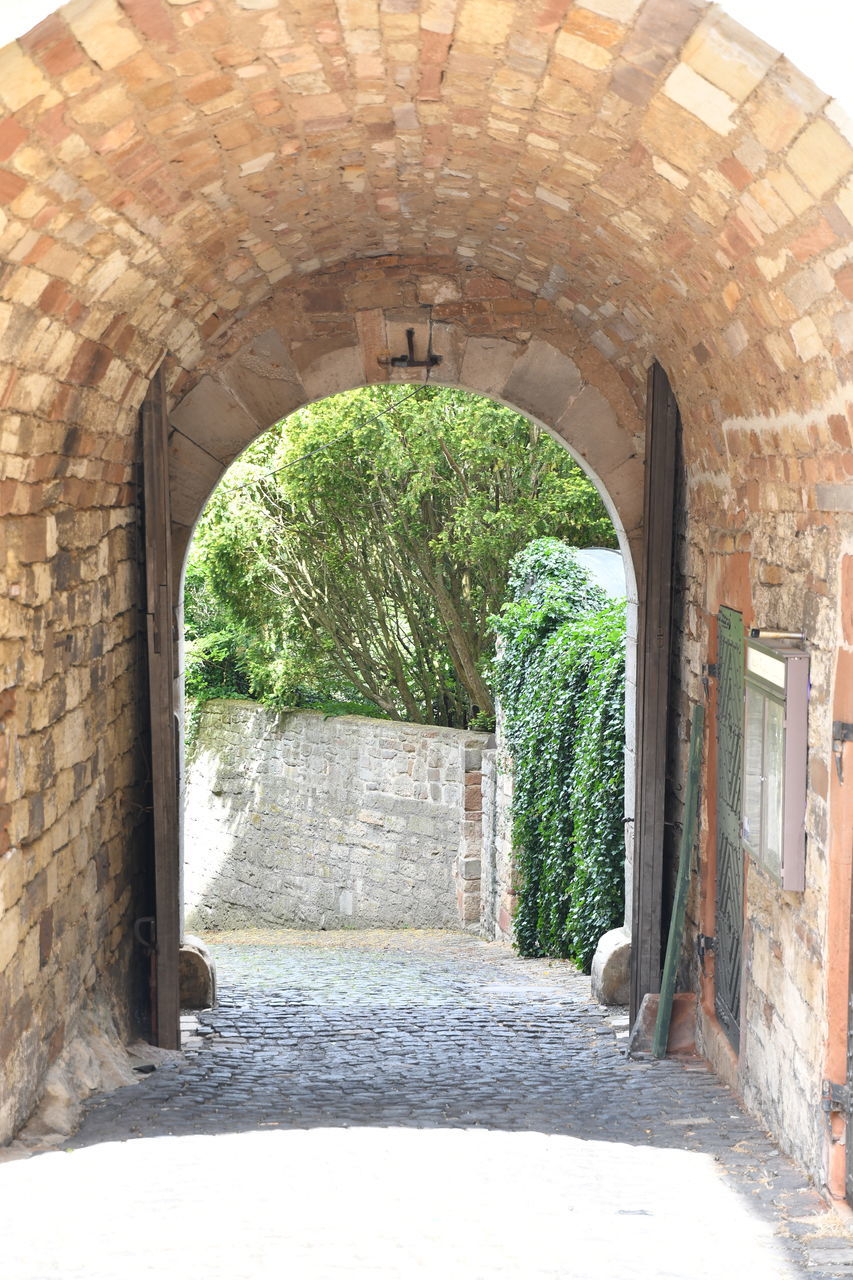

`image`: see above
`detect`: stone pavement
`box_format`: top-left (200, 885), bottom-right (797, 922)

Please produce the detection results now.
top-left (3, 929), bottom-right (853, 1279)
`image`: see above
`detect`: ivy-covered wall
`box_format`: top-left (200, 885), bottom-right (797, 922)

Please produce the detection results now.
top-left (493, 541), bottom-right (627, 971)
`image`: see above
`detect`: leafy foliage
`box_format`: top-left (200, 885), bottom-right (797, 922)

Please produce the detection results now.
top-left (184, 559), bottom-right (253, 703)
top-left (186, 386), bottom-right (615, 727)
top-left (493, 538), bottom-right (626, 970)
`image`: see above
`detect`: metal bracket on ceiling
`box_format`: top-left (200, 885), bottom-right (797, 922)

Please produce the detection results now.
top-left (378, 326), bottom-right (442, 370)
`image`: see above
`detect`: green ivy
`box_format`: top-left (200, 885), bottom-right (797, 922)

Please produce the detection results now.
top-left (493, 539), bottom-right (626, 971)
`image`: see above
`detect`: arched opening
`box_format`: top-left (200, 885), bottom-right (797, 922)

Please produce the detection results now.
top-left (171, 377), bottom-right (635, 977)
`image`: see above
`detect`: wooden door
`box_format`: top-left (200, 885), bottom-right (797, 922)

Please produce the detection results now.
top-left (630, 361), bottom-right (680, 1021)
top-left (141, 367), bottom-right (181, 1050)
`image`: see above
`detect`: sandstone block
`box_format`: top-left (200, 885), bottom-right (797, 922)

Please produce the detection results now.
top-left (427, 322), bottom-right (464, 384)
top-left (221, 330), bottom-right (304, 428)
top-left (787, 119), bottom-right (853, 200)
top-left (460, 336), bottom-right (519, 397)
top-left (296, 344), bottom-right (365, 400)
top-left (170, 375), bottom-right (259, 466)
top-left (627, 992), bottom-right (697, 1057)
top-left (71, 84), bottom-right (133, 128)
top-left (577, 0), bottom-right (641, 19)
top-left (816, 484), bottom-right (853, 513)
top-left (504, 339), bottom-right (582, 426)
top-left (0, 45), bottom-right (52, 112)
top-left (555, 31), bottom-right (612, 70)
top-left (557, 384), bottom-right (633, 475)
top-left (6, 515), bottom-right (58, 565)
top-left (459, 884), bottom-right (481, 924)
top-left (681, 13), bottom-right (777, 103)
top-left (590, 926), bottom-right (630, 1005)
top-left (168, 431), bottom-right (223, 528)
top-left (789, 316), bottom-right (823, 362)
top-left (179, 937), bottom-right (216, 1009)
top-left (457, 0), bottom-right (513, 46)
top-left (662, 63), bottom-right (736, 136)
top-left (65, 0), bottom-right (143, 70)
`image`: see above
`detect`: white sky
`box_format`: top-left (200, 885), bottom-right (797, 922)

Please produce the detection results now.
top-left (0, 0), bottom-right (850, 110)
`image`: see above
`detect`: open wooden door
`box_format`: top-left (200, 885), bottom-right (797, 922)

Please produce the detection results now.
top-left (141, 366), bottom-right (181, 1049)
top-left (630, 361), bottom-right (680, 1022)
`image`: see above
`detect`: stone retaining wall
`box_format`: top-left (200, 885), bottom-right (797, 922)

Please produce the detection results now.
top-left (480, 741), bottom-right (516, 943)
top-left (184, 701), bottom-right (494, 933)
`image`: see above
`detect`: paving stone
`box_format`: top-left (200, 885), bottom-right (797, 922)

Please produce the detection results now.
top-left (33, 929), bottom-right (851, 1279)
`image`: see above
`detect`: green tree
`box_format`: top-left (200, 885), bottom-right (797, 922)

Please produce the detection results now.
top-left (188, 385), bottom-right (616, 726)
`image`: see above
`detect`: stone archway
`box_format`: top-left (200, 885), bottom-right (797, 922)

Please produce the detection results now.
top-left (146, 264), bottom-right (646, 1043)
top-left (2, 0), bottom-right (853, 1195)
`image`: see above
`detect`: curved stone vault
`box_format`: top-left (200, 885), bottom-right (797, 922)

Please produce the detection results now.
top-left (1, 0), bottom-right (852, 1197)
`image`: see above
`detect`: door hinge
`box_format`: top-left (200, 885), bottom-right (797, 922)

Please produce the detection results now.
top-left (697, 933), bottom-right (716, 976)
top-left (822, 1080), bottom-right (848, 1115)
top-left (832, 721), bottom-right (853, 783)
top-left (134, 916), bottom-right (157, 954)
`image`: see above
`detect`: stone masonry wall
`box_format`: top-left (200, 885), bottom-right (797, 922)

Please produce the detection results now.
top-left (480, 734), bottom-right (516, 944)
top-left (183, 701), bottom-right (493, 932)
top-left (0, 481), bottom-right (151, 1146)
top-left (1, 0), bottom-right (853, 1195)
top-left (683, 429), bottom-right (853, 1187)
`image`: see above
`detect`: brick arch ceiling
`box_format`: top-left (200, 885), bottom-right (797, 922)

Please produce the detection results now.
top-left (1, 0), bottom-right (852, 487)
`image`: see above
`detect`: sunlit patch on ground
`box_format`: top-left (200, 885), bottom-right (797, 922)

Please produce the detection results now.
top-left (0, 1126), bottom-right (799, 1280)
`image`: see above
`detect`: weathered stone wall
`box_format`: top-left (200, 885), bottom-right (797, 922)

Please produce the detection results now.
top-left (0, 443), bottom-right (151, 1146)
top-left (480, 742), bottom-right (516, 943)
top-left (183, 701), bottom-right (493, 932)
top-left (684, 420), bottom-right (853, 1186)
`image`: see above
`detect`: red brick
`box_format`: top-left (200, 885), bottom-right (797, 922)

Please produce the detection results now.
top-left (790, 216), bottom-right (838, 262)
top-left (422, 30), bottom-right (451, 64)
top-left (119, 0), bottom-right (178, 48)
top-left (0, 170), bottom-right (27, 203)
top-left (718, 155), bottom-right (752, 192)
top-left (418, 66), bottom-right (443, 100)
top-left (68, 339), bottom-right (114, 387)
top-left (38, 279), bottom-right (72, 316)
top-left (22, 18), bottom-right (87, 79)
top-left (835, 262), bottom-right (853, 301)
top-left (184, 74), bottom-right (233, 105)
top-left (35, 104), bottom-right (72, 146)
top-left (21, 235), bottom-right (57, 267)
top-left (0, 119), bottom-right (28, 164)
top-left (465, 275), bottom-right (513, 299)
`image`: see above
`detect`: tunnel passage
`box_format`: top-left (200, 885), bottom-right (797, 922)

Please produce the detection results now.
top-left (1, 0), bottom-right (852, 1193)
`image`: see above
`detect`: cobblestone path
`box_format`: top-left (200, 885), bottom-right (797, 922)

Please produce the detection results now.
top-left (4, 929), bottom-right (853, 1279)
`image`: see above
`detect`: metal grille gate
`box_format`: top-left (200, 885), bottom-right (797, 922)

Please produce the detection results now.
top-left (715, 606), bottom-right (745, 1051)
